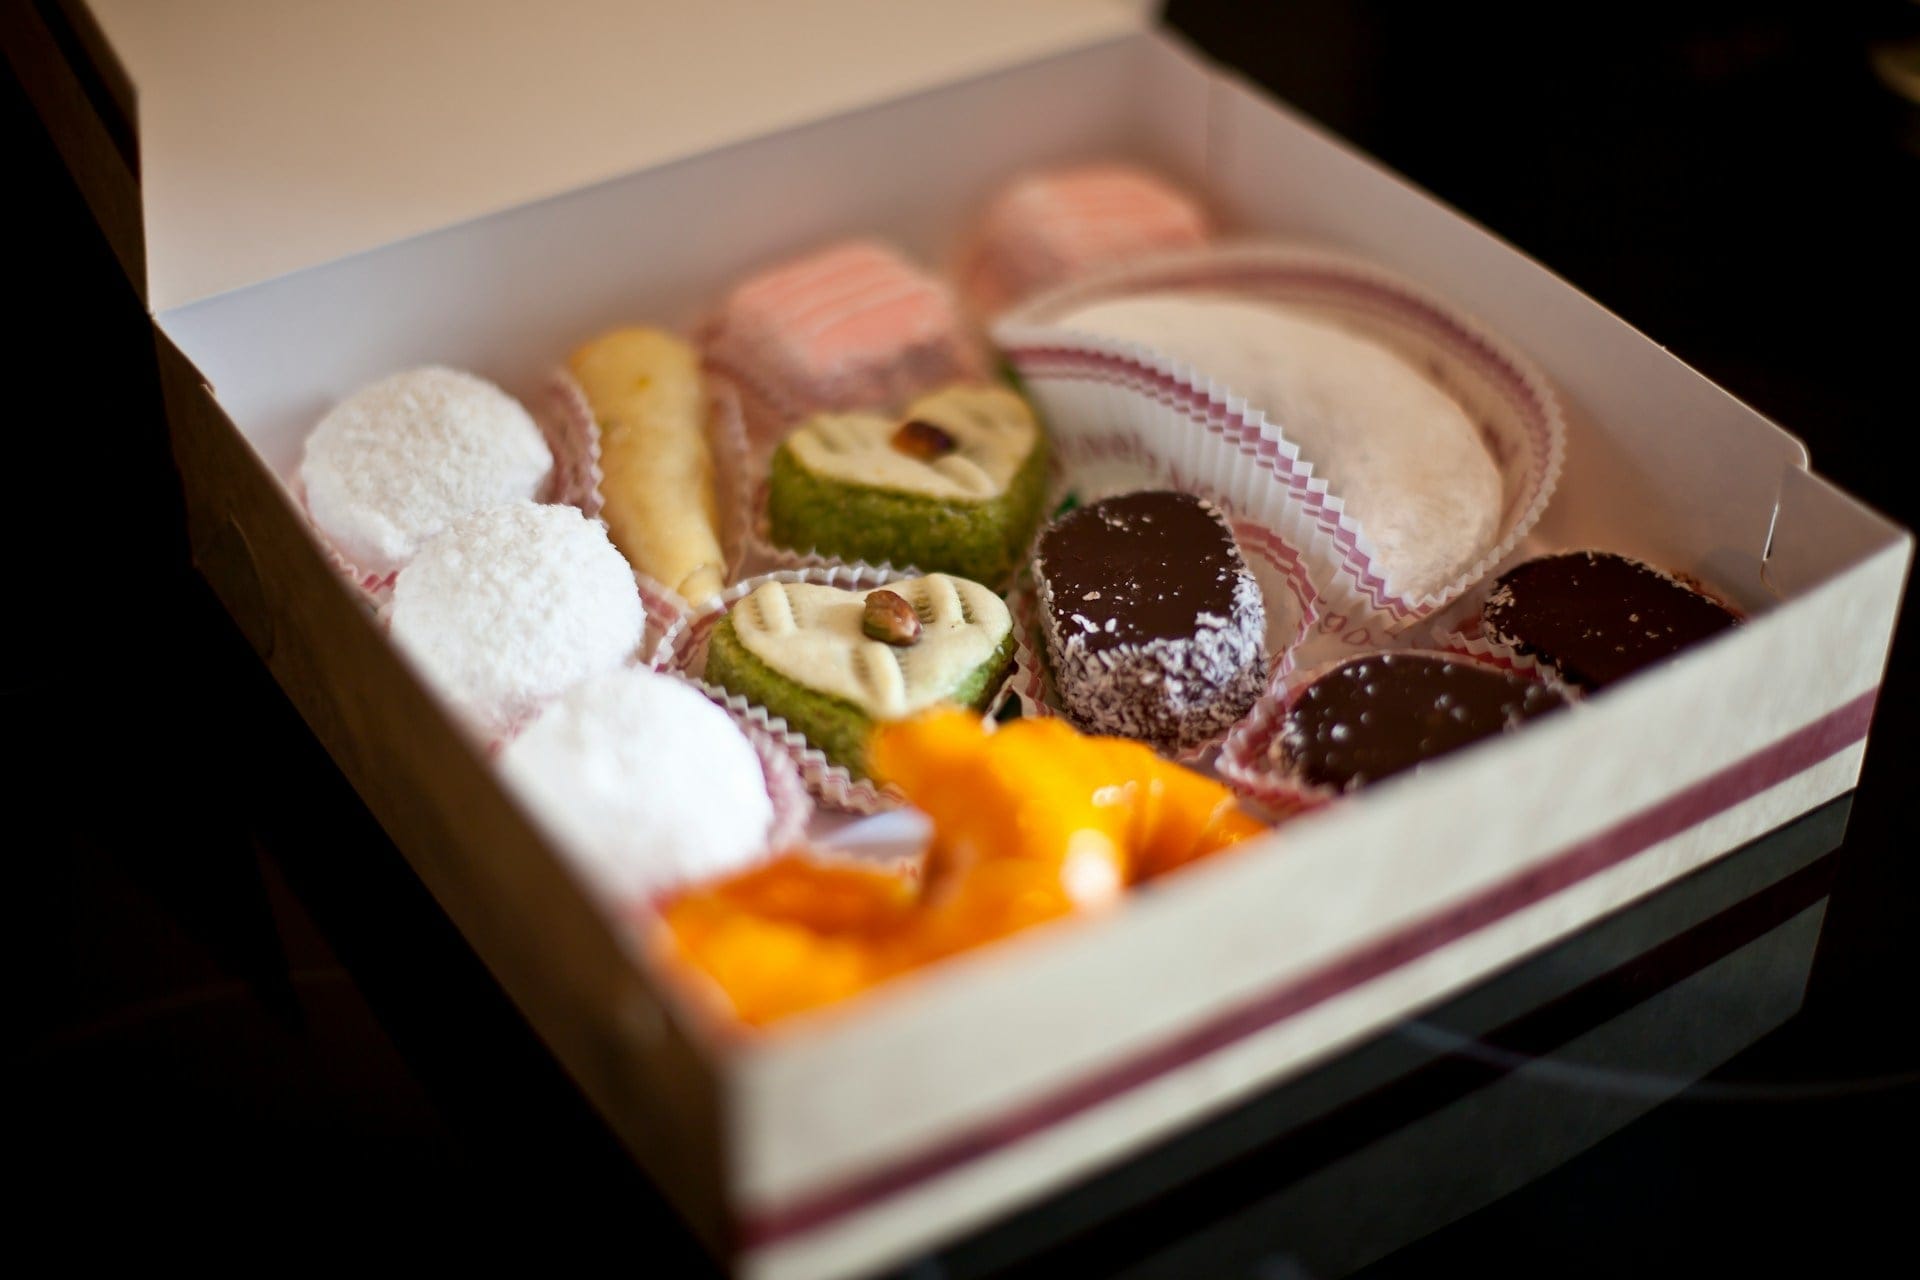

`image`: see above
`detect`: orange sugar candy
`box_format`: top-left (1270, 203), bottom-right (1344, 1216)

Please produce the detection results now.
top-left (660, 708), bottom-right (1267, 1026)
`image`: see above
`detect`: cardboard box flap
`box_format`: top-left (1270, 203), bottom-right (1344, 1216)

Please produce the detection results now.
top-left (80, 0), bottom-right (1152, 312)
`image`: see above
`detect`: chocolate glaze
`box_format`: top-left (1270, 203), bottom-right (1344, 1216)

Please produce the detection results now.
top-left (1035, 490), bottom-right (1266, 751)
top-left (1279, 653), bottom-right (1567, 791)
top-left (1481, 551), bottom-right (1739, 690)
top-left (1038, 491), bottom-right (1246, 653)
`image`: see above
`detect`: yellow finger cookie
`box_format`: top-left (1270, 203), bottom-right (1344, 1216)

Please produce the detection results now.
top-left (568, 327), bottom-right (727, 603)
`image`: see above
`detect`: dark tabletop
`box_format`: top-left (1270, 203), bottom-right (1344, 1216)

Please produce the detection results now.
top-left (10, 2), bottom-right (1918, 1272)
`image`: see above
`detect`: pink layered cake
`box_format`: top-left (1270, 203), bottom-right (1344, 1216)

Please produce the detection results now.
top-left (702, 240), bottom-right (981, 431)
top-left (958, 164), bottom-right (1210, 318)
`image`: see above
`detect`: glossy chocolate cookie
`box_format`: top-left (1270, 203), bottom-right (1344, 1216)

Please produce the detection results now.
top-left (1482, 551), bottom-right (1738, 690)
top-left (1276, 653), bottom-right (1566, 791)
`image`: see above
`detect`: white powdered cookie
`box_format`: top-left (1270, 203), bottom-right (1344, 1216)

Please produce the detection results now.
top-left (300, 366), bottom-right (552, 576)
top-left (389, 502), bottom-right (644, 736)
top-left (500, 668), bottom-right (774, 900)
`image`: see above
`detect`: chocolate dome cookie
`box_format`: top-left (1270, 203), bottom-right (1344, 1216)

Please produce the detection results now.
top-left (1481, 551), bottom-right (1739, 691)
top-left (1276, 653), bottom-right (1566, 792)
top-left (1034, 490), bottom-right (1266, 752)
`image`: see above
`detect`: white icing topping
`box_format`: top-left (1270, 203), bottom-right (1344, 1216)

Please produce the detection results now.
top-left (1057, 294), bottom-right (1502, 599)
top-left (731, 576), bottom-right (1011, 719)
top-left (784, 385), bottom-right (1037, 502)
top-left (499, 668), bottom-right (773, 901)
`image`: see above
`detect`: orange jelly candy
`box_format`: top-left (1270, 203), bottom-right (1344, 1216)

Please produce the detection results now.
top-left (660, 708), bottom-right (1266, 1026)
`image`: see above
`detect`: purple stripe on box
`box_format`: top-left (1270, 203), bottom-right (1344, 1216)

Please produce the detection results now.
top-left (738, 687), bottom-right (1878, 1251)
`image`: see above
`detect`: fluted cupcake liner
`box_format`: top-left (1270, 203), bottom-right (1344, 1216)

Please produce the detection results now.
top-left (995, 242), bottom-right (1566, 642)
top-left (288, 474), bottom-right (400, 611)
top-left (545, 367), bottom-right (759, 659)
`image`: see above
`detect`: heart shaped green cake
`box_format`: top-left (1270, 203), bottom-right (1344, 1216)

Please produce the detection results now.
top-left (704, 574), bottom-right (1016, 777)
top-left (765, 384), bottom-right (1048, 587)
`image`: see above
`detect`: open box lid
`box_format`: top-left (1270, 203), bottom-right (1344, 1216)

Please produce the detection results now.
top-left (59, 0), bottom-right (1156, 312)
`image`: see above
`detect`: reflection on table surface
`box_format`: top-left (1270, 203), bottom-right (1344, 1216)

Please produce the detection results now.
top-left (917, 796), bottom-right (1852, 1279)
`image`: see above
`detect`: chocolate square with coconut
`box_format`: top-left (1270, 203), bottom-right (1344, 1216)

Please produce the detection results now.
top-left (1034, 490), bottom-right (1266, 752)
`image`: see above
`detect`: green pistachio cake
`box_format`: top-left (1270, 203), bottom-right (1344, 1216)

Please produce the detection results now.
top-left (766, 384), bottom-right (1048, 587)
top-left (704, 574), bottom-right (1016, 777)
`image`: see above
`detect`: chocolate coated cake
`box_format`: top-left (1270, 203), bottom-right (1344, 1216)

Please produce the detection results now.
top-left (1034, 490), bottom-right (1266, 752)
top-left (1482, 551), bottom-right (1739, 690)
top-left (1276, 653), bottom-right (1567, 791)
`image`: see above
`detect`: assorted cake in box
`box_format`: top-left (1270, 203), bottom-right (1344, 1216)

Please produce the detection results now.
top-left (1032, 489), bottom-right (1266, 754)
top-left (290, 161), bottom-right (1748, 1031)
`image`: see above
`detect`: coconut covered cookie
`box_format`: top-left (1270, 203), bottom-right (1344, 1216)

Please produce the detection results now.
top-left (300, 366), bottom-right (552, 576)
top-left (703, 575), bottom-right (1015, 777)
top-left (388, 502), bottom-right (644, 736)
top-left (766, 384), bottom-right (1048, 585)
top-left (500, 667), bottom-right (774, 901)
top-left (1035, 490), bottom-right (1266, 753)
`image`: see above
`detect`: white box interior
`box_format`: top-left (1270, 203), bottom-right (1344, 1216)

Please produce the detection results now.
top-left (144, 29), bottom-right (1907, 1280)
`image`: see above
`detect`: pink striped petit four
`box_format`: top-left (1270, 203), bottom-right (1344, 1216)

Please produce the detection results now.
top-left (704, 240), bottom-right (981, 421)
top-left (958, 164), bottom-right (1209, 317)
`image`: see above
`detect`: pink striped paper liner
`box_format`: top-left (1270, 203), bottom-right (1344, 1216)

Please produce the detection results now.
top-left (995, 243), bottom-right (1566, 642)
top-left (288, 473), bottom-right (399, 611)
top-left (1217, 646), bottom-right (1577, 816)
top-left (532, 370), bottom-right (604, 518)
top-left (1428, 628), bottom-right (1560, 679)
top-left (658, 563), bottom-right (1037, 814)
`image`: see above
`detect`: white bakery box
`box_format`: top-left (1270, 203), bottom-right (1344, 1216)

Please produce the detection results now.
top-left (10, 2), bottom-right (1910, 1276)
